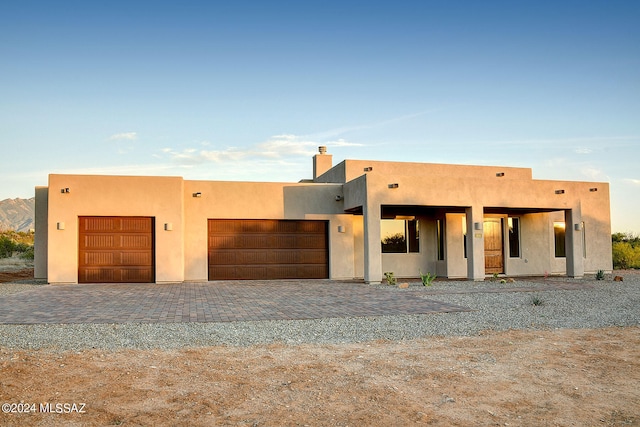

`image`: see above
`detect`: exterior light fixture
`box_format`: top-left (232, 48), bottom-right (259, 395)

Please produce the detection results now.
top-left (574, 223), bottom-right (583, 231)
top-left (337, 225), bottom-right (345, 233)
top-left (474, 222), bottom-right (482, 231)
top-left (193, 192), bottom-right (202, 198)
top-left (335, 195), bottom-right (343, 201)
top-left (364, 167), bottom-right (373, 172)
top-left (388, 183), bottom-right (399, 189)
top-left (496, 172), bottom-right (505, 177)
top-left (555, 189), bottom-right (565, 194)
top-left (589, 188), bottom-right (598, 192)
top-left (60, 188), bottom-right (70, 193)
top-left (57, 222), bottom-right (65, 230)
top-left (164, 223), bottom-right (173, 231)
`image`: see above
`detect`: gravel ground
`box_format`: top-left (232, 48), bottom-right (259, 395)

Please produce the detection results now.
top-left (0, 273), bottom-right (638, 351)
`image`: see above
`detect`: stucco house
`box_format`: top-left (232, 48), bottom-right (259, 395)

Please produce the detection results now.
top-left (34, 148), bottom-right (613, 284)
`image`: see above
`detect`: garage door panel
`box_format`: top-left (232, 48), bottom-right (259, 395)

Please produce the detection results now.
top-left (208, 219), bottom-right (328, 280)
top-left (81, 234), bottom-right (116, 250)
top-left (120, 234), bottom-right (152, 248)
top-left (79, 216), bottom-right (154, 283)
top-left (80, 252), bottom-right (115, 266)
top-left (120, 251), bottom-right (152, 266)
top-left (120, 217), bottom-right (153, 232)
top-left (80, 268), bottom-right (116, 283)
top-left (82, 217), bottom-right (117, 232)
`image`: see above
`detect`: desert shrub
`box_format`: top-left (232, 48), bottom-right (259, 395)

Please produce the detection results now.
top-left (384, 272), bottom-right (397, 286)
top-left (419, 270), bottom-right (436, 286)
top-left (19, 245), bottom-right (35, 260)
top-left (0, 235), bottom-right (16, 258)
top-left (612, 241), bottom-right (640, 269)
top-left (0, 231), bottom-right (35, 259)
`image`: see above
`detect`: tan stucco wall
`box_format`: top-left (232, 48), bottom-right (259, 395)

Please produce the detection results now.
top-left (46, 174), bottom-right (184, 284)
top-left (182, 180), bottom-right (353, 281)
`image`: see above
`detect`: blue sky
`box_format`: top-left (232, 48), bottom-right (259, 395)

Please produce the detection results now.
top-left (2, 1), bottom-right (639, 232)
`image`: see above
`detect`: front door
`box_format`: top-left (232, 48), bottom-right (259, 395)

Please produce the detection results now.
top-left (484, 218), bottom-right (504, 274)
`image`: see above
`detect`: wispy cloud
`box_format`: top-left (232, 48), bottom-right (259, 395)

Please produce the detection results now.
top-left (574, 147), bottom-right (593, 154)
top-left (623, 178), bottom-right (640, 186)
top-left (308, 109), bottom-right (443, 140)
top-left (108, 132), bottom-right (138, 141)
top-left (160, 134), bottom-right (365, 166)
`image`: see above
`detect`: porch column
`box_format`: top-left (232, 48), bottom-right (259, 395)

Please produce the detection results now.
top-left (363, 202), bottom-right (382, 284)
top-left (466, 205), bottom-right (485, 281)
top-left (565, 207), bottom-right (584, 278)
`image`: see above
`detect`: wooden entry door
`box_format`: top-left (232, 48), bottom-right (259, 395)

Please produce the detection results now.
top-left (484, 218), bottom-right (504, 274)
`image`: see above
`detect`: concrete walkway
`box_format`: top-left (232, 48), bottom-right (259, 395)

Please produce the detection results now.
top-left (0, 280), bottom-right (473, 324)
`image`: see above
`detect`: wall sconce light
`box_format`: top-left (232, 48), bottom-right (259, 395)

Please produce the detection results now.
top-left (574, 223), bottom-right (583, 231)
top-left (388, 183), bottom-right (399, 189)
top-left (589, 188), bottom-right (598, 192)
top-left (57, 222), bottom-right (65, 230)
top-left (474, 222), bottom-right (482, 231)
top-left (164, 223), bottom-right (173, 231)
top-left (496, 172), bottom-right (505, 177)
top-left (60, 188), bottom-right (70, 194)
top-left (555, 189), bottom-right (565, 194)
top-left (193, 192), bottom-right (202, 198)
top-left (337, 225), bottom-right (345, 233)
top-left (335, 195), bottom-right (343, 201)
top-left (364, 167), bottom-right (373, 172)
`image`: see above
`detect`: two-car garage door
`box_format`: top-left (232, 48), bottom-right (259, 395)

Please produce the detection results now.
top-left (208, 219), bottom-right (328, 280)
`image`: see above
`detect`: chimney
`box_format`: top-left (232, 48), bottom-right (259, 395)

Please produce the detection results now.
top-left (313, 146), bottom-right (332, 180)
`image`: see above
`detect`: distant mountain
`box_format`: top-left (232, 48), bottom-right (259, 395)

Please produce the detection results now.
top-left (0, 198), bottom-right (35, 232)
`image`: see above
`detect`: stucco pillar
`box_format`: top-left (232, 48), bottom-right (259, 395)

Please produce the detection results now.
top-left (363, 202), bottom-right (382, 284)
top-left (466, 205), bottom-right (485, 281)
top-left (565, 207), bottom-right (584, 278)
top-left (34, 186), bottom-right (49, 280)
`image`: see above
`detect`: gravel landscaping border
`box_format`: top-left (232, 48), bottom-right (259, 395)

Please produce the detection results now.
top-left (0, 273), bottom-right (638, 351)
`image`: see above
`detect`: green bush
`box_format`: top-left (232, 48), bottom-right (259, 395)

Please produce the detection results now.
top-left (19, 245), bottom-right (34, 260)
top-left (0, 235), bottom-right (15, 258)
top-left (0, 231), bottom-right (35, 259)
top-left (612, 241), bottom-right (640, 269)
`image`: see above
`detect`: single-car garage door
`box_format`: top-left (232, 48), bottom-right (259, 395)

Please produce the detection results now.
top-left (208, 219), bottom-right (328, 280)
top-left (79, 216), bottom-right (155, 283)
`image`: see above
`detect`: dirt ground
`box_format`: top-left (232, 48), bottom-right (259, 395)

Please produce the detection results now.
top-left (1, 268), bottom-right (639, 426)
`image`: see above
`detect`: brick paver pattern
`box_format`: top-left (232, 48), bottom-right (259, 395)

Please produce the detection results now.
top-left (0, 280), bottom-right (472, 324)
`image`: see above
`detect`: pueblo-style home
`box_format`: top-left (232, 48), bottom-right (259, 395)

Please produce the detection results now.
top-left (34, 147), bottom-right (612, 284)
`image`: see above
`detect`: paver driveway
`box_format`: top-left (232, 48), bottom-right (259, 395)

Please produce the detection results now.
top-left (0, 280), bottom-right (471, 324)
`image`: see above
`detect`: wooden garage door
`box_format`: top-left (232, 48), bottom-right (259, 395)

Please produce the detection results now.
top-left (208, 219), bottom-right (328, 280)
top-left (79, 217), bottom-right (155, 283)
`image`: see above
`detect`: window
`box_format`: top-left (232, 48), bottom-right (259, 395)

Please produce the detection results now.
top-left (508, 217), bottom-right (520, 258)
top-left (462, 215), bottom-right (467, 258)
top-left (381, 219), bottom-right (419, 253)
top-left (436, 219), bottom-right (445, 260)
top-left (582, 221), bottom-right (586, 258)
top-left (554, 221), bottom-right (566, 257)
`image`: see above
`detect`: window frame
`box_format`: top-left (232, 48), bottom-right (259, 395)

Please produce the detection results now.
top-left (508, 217), bottom-right (521, 258)
top-left (381, 219), bottom-right (420, 254)
top-left (554, 221), bottom-right (566, 258)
